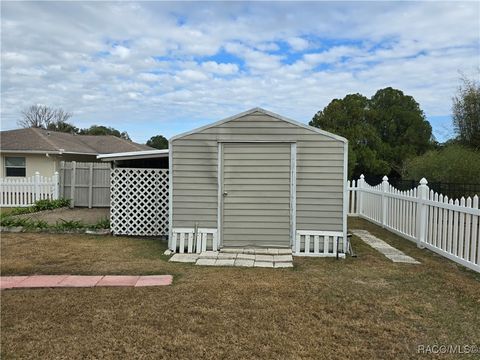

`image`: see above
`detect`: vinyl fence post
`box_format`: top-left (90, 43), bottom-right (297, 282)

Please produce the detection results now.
top-left (34, 171), bottom-right (40, 202)
top-left (53, 171), bottom-right (59, 200)
top-left (60, 161), bottom-right (65, 198)
top-left (416, 178), bottom-right (429, 249)
top-left (88, 162), bottom-right (93, 209)
top-left (70, 161), bottom-right (76, 208)
top-left (381, 176), bottom-right (389, 228)
top-left (358, 174), bottom-right (365, 216)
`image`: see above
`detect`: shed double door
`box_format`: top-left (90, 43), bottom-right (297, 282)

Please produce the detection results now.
top-left (222, 142), bottom-right (292, 248)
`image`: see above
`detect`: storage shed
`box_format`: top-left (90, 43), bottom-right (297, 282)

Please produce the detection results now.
top-left (169, 108), bottom-right (348, 257)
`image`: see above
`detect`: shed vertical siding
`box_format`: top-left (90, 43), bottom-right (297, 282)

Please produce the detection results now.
top-left (171, 111), bottom-right (346, 242)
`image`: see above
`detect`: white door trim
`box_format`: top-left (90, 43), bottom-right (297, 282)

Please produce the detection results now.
top-left (290, 143), bottom-right (297, 250)
top-left (219, 141), bottom-right (295, 248)
top-left (168, 140), bottom-right (173, 250)
top-left (342, 141), bottom-right (349, 251)
top-left (217, 142), bottom-right (223, 248)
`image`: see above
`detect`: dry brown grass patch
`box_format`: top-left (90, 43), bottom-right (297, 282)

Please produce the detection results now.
top-left (1, 220), bottom-right (479, 359)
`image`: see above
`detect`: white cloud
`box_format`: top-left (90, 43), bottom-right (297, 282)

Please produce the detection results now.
top-left (287, 37), bottom-right (309, 51)
top-left (304, 46), bottom-right (364, 65)
top-left (201, 61), bottom-right (238, 75)
top-left (176, 69), bottom-right (209, 82)
top-left (111, 45), bottom-right (131, 59)
top-left (0, 1), bottom-right (478, 143)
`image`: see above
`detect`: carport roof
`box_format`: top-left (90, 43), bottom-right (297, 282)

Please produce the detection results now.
top-left (97, 149), bottom-right (169, 161)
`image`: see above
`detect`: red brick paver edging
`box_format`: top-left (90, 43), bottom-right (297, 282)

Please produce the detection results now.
top-left (0, 275), bottom-right (172, 290)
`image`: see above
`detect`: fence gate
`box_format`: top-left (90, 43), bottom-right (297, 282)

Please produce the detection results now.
top-left (110, 168), bottom-right (169, 236)
top-left (60, 161), bottom-right (111, 207)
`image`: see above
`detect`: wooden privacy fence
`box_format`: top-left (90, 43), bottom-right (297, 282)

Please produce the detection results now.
top-left (348, 175), bottom-right (480, 273)
top-left (110, 168), bottom-right (169, 236)
top-left (59, 161), bottom-right (111, 208)
top-left (0, 172), bottom-right (59, 207)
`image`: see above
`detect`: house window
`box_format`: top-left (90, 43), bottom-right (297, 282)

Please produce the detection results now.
top-left (5, 157), bottom-right (26, 177)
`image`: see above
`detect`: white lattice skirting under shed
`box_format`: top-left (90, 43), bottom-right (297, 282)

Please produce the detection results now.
top-left (110, 168), bottom-right (169, 236)
top-left (294, 230), bottom-right (345, 257)
top-left (171, 228), bottom-right (218, 253)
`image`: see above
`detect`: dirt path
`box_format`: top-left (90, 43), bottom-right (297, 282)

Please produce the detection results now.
top-left (13, 207), bottom-right (109, 225)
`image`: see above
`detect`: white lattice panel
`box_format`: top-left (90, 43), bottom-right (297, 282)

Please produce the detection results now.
top-left (110, 168), bottom-right (169, 236)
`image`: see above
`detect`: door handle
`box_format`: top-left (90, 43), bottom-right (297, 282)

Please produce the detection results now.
top-left (223, 191), bottom-right (228, 196)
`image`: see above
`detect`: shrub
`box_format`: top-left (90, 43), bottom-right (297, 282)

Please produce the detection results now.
top-left (90, 217), bottom-right (110, 230)
top-left (6, 198), bottom-right (70, 217)
top-left (33, 198), bottom-right (70, 212)
top-left (54, 219), bottom-right (85, 231)
top-left (405, 144), bottom-right (480, 184)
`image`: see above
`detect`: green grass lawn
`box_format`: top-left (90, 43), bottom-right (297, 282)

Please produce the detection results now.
top-left (1, 218), bottom-right (479, 359)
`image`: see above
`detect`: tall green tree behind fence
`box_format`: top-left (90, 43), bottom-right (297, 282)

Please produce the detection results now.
top-left (310, 87), bottom-right (433, 179)
top-left (453, 74), bottom-right (480, 149)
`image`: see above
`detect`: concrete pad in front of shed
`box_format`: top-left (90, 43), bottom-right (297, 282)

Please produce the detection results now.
top-left (274, 262), bottom-right (293, 268)
top-left (234, 259), bottom-right (254, 267)
top-left (58, 275), bottom-right (103, 287)
top-left (196, 258), bottom-right (217, 266)
top-left (198, 251), bottom-right (218, 259)
top-left (97, 276), bottom-right (140, 287)
top-left (215, 259), bottom-right (235, 266)
top-left (217, 253), bottom-right (237, 260)
top-left (274, 255), bottom-right (293, 262)
top-left (237, 253), bottom-right (255, 260)
top-left (169, 254), bottom-right (199, 263)
top-left (255, 254), bottom-right (274, 262)
top-left (254, 261), bottom-right (274, 268)
top-left (277, 249), bottom-right (293, 255)
top-left (221, 248), bottom-right (244, 253)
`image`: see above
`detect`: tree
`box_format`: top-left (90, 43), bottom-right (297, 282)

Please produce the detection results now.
top-left (309, 87), bottom-right (433, 178)
top-left (369, 88), bottom-right (433, 175)
top-left (46, 120), bottom-right (79, 134)
top-left (405, 144), bottom-right (480, 185)
top-left (310, 94), bottom-right (389, 177)
top-left (146, 135), bottom-right (168, 149)
top-left (18, 105), bottom-right (72, 129)
top-left (452, 74), bottom-right (480, 149)
top-left (79, 125), bottom-right (130, 140)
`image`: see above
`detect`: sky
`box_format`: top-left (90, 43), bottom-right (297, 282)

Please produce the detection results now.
top-left (1, 1), bottom-right (479, 143)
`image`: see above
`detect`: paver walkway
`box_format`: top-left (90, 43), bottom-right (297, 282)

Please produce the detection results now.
top-left (351, 229), bottom-right (420, 264)
top-left (169, 248), bottom-right (293, 268)
top-left (0, 275), bottom-right (172, 290)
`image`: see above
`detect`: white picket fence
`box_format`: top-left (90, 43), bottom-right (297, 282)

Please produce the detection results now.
top-left (348, 175), bottom-right (480, 273)
top-left (0, 172), bottom-right (60, 207)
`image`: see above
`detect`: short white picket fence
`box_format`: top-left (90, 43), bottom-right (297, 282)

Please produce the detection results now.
top-left (0, 172), bottom-right (59, 207)
top-left (348, 175), bottom-right (480, 273)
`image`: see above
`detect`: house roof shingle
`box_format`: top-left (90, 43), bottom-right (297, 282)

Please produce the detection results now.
top-left (0, 128), bottom-right (153, 154)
